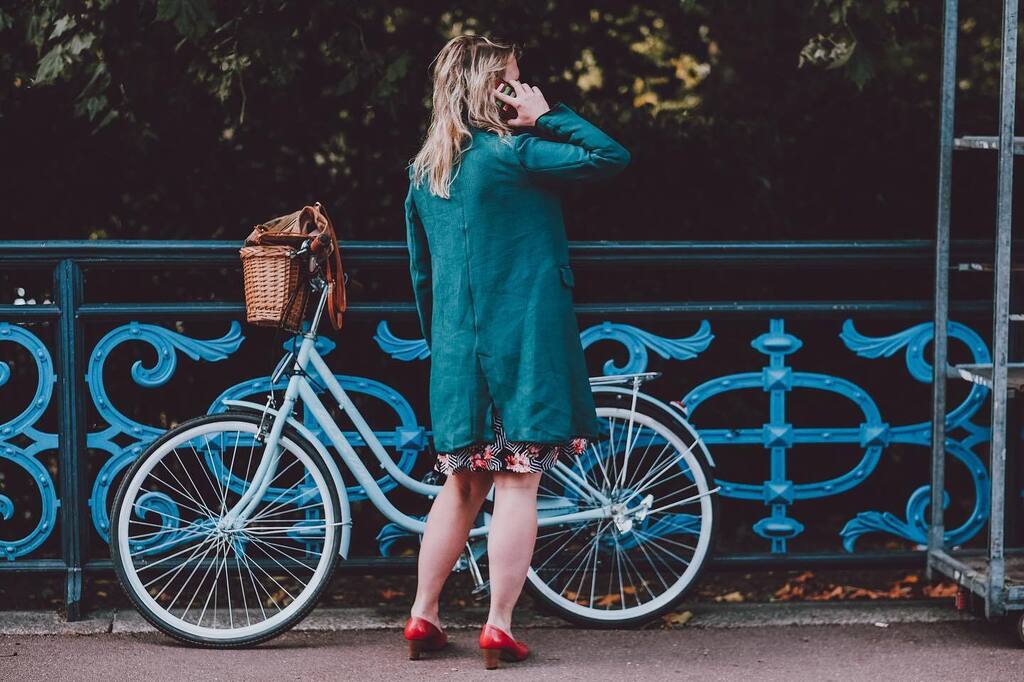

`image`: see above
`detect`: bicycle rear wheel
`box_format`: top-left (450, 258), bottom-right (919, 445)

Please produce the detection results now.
top-left (525, 393), bottom-right (717, 627)
top-left (110, 413), bottom-right (342, 647)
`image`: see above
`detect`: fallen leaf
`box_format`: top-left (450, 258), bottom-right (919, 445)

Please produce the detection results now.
top-left (793, 570), bottom-right (815, 584)
top-left (807, 585), bottom-right (844, 601)
top-left (662, 610), bottom-right (693, 627)
top-left (715, 590), bottom-right (744, 603)
top-left (379, 588), bottom-right (405, 601)
top-left (924, 582), bottom-right (959, 598)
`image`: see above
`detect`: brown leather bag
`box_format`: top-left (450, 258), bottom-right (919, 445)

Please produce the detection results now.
top-left (243, 202), bottom-right (347, 331)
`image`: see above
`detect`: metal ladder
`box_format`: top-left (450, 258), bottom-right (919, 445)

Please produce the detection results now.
top-left (928, 0), bottom-right (1024, 623)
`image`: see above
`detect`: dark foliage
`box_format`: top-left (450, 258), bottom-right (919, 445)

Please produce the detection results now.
top-left (0, 1), bottom-right (1014, 243)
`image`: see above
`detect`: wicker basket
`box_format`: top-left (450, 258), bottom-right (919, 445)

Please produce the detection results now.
top-left (240, 245), bottom-right (308, 332)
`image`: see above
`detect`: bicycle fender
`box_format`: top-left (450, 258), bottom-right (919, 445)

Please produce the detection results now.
top-left (221, 399), bottom-right (352, 559)
top-left (590, 386), bottom-right (716, 469)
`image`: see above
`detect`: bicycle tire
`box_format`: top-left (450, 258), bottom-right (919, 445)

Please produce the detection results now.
top-left (109, 412), bottom-right (343, 648)
top-left (524, 392), bottom-right (718, 628)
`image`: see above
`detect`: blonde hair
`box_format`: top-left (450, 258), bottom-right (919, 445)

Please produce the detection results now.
top-left (410, 34), bottom-right (521, 198)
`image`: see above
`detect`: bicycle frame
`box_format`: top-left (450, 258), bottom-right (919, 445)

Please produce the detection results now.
top-left (219, 280), bottom-right (620, 547)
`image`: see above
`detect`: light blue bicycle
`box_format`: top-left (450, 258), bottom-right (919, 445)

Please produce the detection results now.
top-left (109, 240), bottom-right (719, 647)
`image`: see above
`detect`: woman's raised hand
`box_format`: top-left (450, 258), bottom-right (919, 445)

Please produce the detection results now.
top-left (494, 79), bottom-right (551, 128)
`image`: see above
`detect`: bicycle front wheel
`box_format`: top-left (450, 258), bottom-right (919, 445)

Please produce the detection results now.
top-left (525, 393), bottom-right (717, 627)
top-left (110, 413), bottom-right (342, 647)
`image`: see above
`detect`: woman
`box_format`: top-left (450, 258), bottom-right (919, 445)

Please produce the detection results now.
top-left (402, 34), bottom-right (630, 670)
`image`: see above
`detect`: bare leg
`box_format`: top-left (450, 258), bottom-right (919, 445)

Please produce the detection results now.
top-left (486, 471), bottom-right (542, 636)
top-left (410, 470), bottom-right (493, 628)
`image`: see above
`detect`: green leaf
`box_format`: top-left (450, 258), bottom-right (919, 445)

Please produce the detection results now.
top-left (0, 10), bottom-right (13, 32)
top-left (68, 33), bottom-right (95, 56)
top-left (336, 68), bottom-right (360, 95)
top-left (50, 15), bottom-right (77, 39)
top-left (78, 62), bottom-right (110, 96)
top-left (384, 54), bottom-right (410, 82)
top-left (34, 45), bottom-right (66, 83)
top-left (92, 108), bottom-right (119, 133)
top-left (845, 49), bottom-right (874, 90)
top-left (156, 0), bottom-right (216, 40)
top-left (76, 94), bottom-right (108, 121)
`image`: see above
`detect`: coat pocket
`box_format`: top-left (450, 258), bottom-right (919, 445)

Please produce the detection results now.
top-left (558, 265), bottom-right (575, 288)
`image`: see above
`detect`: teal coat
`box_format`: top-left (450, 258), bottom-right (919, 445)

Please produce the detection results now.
top-left (405, 102), bottom-right (630, 452)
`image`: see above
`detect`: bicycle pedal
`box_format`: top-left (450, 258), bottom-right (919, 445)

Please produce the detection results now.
top-left (421, 470), bottom-right (445, 486)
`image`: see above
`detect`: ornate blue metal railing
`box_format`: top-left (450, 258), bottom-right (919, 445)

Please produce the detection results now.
top-left (0, 240), bottom-right (1013, 619)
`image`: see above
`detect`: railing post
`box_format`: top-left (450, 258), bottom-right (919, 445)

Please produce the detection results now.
top-left (928, 0), bottom-right (958, 582)
top-left (55, 259), bottom-right (88, 621)
top-left (985, 0), bottom-right (1019, 619)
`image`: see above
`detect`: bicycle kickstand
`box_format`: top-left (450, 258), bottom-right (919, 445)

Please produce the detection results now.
top-left (463, 542), bottom-right (490, 602)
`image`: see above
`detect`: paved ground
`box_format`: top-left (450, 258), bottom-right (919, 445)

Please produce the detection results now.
top-left (1, 603), bottom-right (1022, 681)
top-left (2, 620), bottom-right (1024, 681)
top-left (0, 600), bottom-right (982, 635)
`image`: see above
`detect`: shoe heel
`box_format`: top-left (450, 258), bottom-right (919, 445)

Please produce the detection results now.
top-left (408, 640), bottom-right (423, 661)
top-left (482, 648), bottom-right (501, 670)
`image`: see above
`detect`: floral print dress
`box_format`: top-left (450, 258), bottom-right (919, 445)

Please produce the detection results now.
top-left (435, 405), bottom-right (588, 475)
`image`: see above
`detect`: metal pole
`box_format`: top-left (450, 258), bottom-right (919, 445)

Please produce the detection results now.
top-left (987, 0), bottom-right (1019, 619)
top-left (929, 0), bottom-right (958, 580)
top-left (55, 259), bottom-right (89, 621)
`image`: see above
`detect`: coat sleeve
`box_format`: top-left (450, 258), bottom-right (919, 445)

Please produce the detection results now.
top-left (512, 102), bottom-right (630, 182)
top-left (404, 181), bottom-right (432, 350)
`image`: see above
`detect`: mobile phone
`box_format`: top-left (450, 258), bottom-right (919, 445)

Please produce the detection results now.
top-left (496, 80), bottom-right (516, 119)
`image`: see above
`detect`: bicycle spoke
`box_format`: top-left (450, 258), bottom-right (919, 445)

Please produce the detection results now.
top-left (242, 458), bottom-right (307, 522)
top-left (147, 466), bottom-right (217, 522)
top-left (606, 417), bottom-right (621, 489)
top-left (234, 540), bottom-right (280, 617)
top-left (588, 438), bottom-right (614, 493)
top-left (623, 427), bottom-right (659, 490)
top-left (131, 525), bottom-right (212, 558)
top-left (246, 500), bottom-right (330, 521)
top-left (238, 544), bottom-right (298, 605)
top-left (646, 487), bottom-right (719, 516)
top-left (533, 521), bottom-right (592, 559)
top-left (627, 450), bottom-right (693, 500)
top-left (196, 435), bottom-right (228, 515)
top-left (243, 535), bottom-right (323, 559)
top-left (243, 535), bottom-right (314, 587)
top-left (634, 528), bottom-right (697, 553)
top-left (166, 536), bottom-right (221, 615)
top-left (632, 528), bottom-right (693, 567)
top-left (126, 502), bottom-right (196, 532)
top-left (230, 539), bottom-right (253, 627)
top-left (567, 519), bottom-right (607, 605)
top-left (611, 533), bottom-right (628, 609)
top-left (138, 533), bottom-right (216, 576)
top-left (538, 523), bottom-right (606, 583)
top-left (175, 446), bottom-right (220, 519)
top-left (633, 465), bottom-right (696, 500)
top-left (617, 423), bottom-right (646, 490)
top-left (181, 539), bottom-right (224, 621)
top-left (141, 534), bottom-right (216, 590)
top-left (197, 542), bottom-right (228, 627)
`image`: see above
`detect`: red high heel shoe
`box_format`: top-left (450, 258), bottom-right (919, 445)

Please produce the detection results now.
top-left (479, 623), bottom-right (529, 670)
top-left (403, 616), bottom-right (448, 660)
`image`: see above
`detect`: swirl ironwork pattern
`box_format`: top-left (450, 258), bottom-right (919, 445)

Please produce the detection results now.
top-left (0, 316), bottom-right (994, 560)
top-left (377, 318), bottom-right (993, 555)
